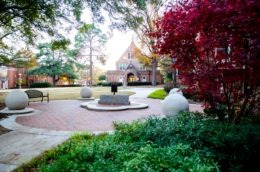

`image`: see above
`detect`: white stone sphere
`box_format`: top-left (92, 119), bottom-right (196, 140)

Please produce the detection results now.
top-left (80, 87), bottom-right (93, 98)
top-left (162, 94), bottom-right (189, 117)
top-left (169, 88), bottom-right (183, 95)
top-left (5, 90), bottom-right (28, 110)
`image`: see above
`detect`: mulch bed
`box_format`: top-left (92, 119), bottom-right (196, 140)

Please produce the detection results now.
top-left (0, 102), bottom-right (11, 135)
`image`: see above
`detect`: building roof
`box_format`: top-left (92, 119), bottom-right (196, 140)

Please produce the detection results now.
top-left (117, 40), bottom-right (139, 62)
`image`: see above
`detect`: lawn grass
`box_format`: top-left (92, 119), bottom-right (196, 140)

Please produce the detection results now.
top-left (147, 89), bottom-right (168, 99)
top-left (0, 87), bottom-right (135, 102)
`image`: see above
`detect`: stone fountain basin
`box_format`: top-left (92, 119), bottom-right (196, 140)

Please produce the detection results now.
top-left (98, 95), bottom-right (130, 105)
top-left (81, 100), bottom-right (148, 111)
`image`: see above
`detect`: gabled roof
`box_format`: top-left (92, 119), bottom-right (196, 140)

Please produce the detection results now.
top-left (125, 61), bottom-right (140, 75)
top-left (117, 40), bottom-right (139, 62)
top-left (126, 62), bottom-right (137, 70)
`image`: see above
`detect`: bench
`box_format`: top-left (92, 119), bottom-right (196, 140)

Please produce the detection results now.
top-left (25, 90), bottom-right (49, 105)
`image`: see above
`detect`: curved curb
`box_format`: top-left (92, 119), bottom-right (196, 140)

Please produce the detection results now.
top-left (77, 97), bottom-right (95, 101)
top-left (0, 107), bottom-right (34, 115)
top-left (81, 100), bottom-right (149, 111)
top-left (0, 110), bottom-right (114, 136)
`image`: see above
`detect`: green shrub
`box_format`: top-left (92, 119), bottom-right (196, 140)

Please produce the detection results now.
top-left (114, 112), bottom-right (260, 172)
top-left (127, 82), bottom-right (151, 86)
top-left (30, 82), bottom-right (52, 88)
top-left (55, 84), bottom-right (81, 87)
top-left (98, 75), bottom-right (106, 81)
top-left (101, 82), bottom-right (123, 87)
top-left (99, 82), bottom-right (151, 87)
top-left (204, 103), bottom-right (228, 120)
top-left (16, 112), bottom-right (260, 172)
top-left (101, 82), bottom-right (110, 86)
top-left (147, 89), bottom-right (167, 99)
top-left (18, 134), bottom-right (217, 172)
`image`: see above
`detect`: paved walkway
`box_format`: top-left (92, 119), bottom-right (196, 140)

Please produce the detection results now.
top-left (16, 98), bottom-right (163, 132)
top-left (0, 87), bottom-right (203, 172)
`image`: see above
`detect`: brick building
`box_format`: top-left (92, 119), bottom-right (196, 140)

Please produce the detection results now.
top-left (106, 41), bottom-right (163, 85)
top-left (0, 66), bottom-right (27, 89)
top-left (0, 66), bottom-right (72, 89)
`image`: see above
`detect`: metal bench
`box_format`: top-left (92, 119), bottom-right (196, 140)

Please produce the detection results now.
top-left (25, 89), bottom-right (49, 105)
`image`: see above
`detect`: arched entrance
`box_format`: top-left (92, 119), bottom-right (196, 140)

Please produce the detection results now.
top-left (127, 73), bottom-right (135, 82)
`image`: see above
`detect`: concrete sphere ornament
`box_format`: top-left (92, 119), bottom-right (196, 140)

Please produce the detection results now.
top-left (80, 87), bottom-right (93, 98)
top-left (5, 90), bottom-right (29, 110)
top-left (162, 94), bottom-right (189, 117)
top-left (169, 88), bottom-right (183, 95)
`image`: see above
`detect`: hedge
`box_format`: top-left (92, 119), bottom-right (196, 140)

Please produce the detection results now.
top-left (30, 82), bottom-right (52, 88)
top-left (127, 81), bottom-right (151, 86)
top-left (55, 84), bottom-right (81, 87)
top-left (96, 82), bottom-right (123, 87)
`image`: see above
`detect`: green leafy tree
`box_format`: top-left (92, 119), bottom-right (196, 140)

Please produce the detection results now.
top-left (0, 0), bottom-right (83, 63)
top-left (98, 75), bottom-right (106, 81)
top-left (86, 0), bottom-right (164, 86)
top-left (29, 39), bottom-right (81, 86)
top-left (159, 55), bottom-right (174, 83)
top-left (12, 49), bottom-right (37, 68)
top-left (75, 24), bottom-right (108, 86)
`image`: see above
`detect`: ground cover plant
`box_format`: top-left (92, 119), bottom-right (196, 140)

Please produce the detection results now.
top-left (16, 112), bottom-right (260, 172)
top-left (148, 88), bottom-right (200, 102)
top-left (147, 89), bottom-right (167, 99)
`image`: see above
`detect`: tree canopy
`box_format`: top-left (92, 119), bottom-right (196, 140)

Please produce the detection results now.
top-left (98, 74), bottom-right (106, 81)
top-left (151, 0), bottom-right (260, 122)
top-left (28, 39), bottom-right (82, 85)
top-left (75, 23), bottom-right (108, 86)
top-left (86, 0), bottom-right (165, 85)
top-left (0, 0), bottom-right (83, 63)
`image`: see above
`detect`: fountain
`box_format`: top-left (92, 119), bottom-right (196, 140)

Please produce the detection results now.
top-left (81, 83), bottom-right (148, 111)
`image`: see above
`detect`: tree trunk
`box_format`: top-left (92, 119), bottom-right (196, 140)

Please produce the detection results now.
top-left (52, 75), bottom-right (59, 86)
top-left (151, 58), bottom-right (157, 86)
top-left (89, 39), bottom-right (93, 86)
top-left (172, 69), bottom-right (177, 87)
top-left (52, 75), bottom-right (56, 86)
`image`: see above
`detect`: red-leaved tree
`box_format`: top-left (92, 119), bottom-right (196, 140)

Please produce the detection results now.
top-left (150, 0), bottom-right (260, 122)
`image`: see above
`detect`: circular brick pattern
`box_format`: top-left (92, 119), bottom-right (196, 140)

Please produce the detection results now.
top-left (15, 99), bottom-right (203, 132)
top-left (16, 99), bottom-right (163, 132)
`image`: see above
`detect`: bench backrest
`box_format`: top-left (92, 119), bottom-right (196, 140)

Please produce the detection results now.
top-left (25, 90), bottom-right (43, 98)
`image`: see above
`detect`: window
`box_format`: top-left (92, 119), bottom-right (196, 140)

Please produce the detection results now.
top-left (128, 52), bottom-right (132, 59)
top-left (119, 63), bottom-right (126, 70)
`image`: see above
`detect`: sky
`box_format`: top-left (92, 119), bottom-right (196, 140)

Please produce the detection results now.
top-left (102, 30), bottom-right (134, 70)
top-left (3, 8), bottom-right (135, 71)
top-left (80, 9), bottom-right (135, 71)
